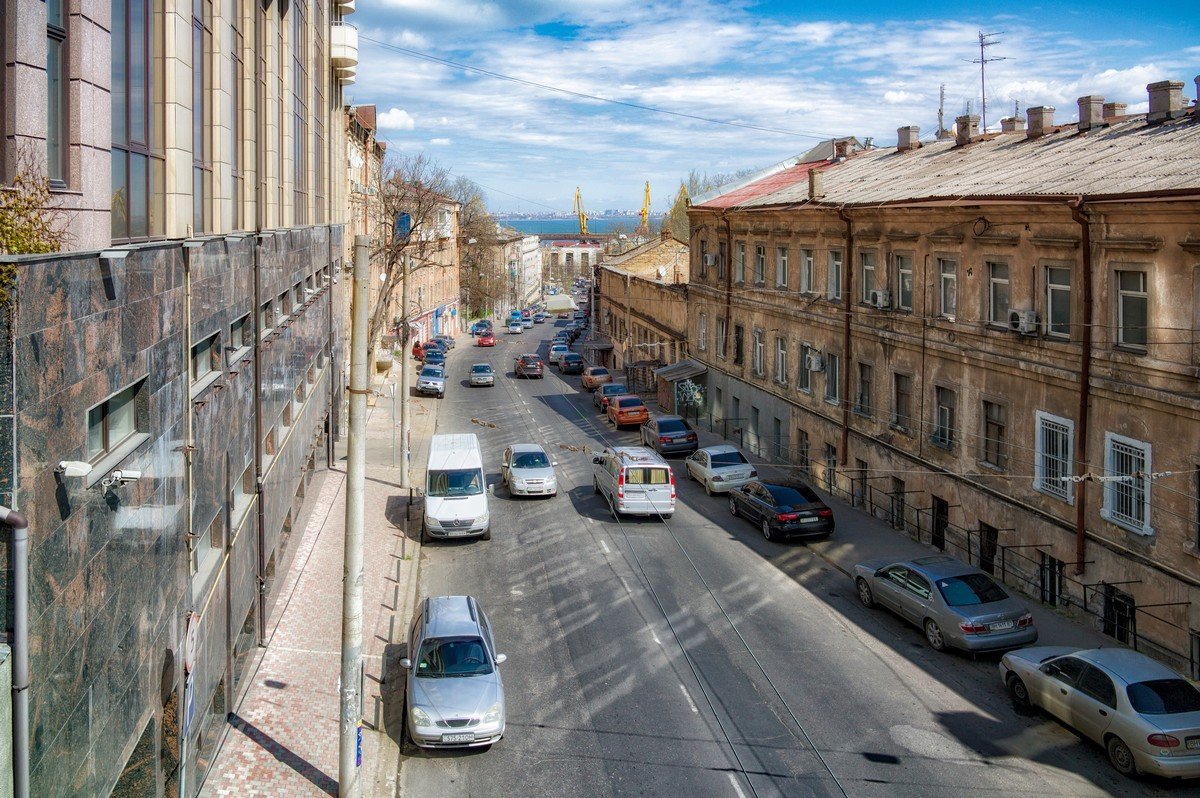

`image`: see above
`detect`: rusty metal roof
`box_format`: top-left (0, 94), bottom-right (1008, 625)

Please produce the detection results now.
top-left (725, 114), bottom-right (1200, 209)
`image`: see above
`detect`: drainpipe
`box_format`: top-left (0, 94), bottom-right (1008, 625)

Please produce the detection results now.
top-left (721, 210), bottom-right (733, 368)
top-left (837, 206), bottom-right (853, 466)
top-left (1069, 197), bottom-right (1095, 575)
top-left (4, 504), bottom-right (30, 798)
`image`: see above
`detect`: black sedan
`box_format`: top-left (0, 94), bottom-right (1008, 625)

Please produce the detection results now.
top-left (728, 481), bottom-right (834, 541)
top-left (559, 353), bottom-right (585, 374)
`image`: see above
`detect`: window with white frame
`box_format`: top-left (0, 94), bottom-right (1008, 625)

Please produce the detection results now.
top-left (1035, 411), bottom-right (1074, 502)
top-left (1116, 270), bottom-right (1148, 349)
top-left (800, 249), bottom-right (815, 293)
top-left (775, 247), bottom-right (788, 288)
top-left (824, 352), bottom-right (840, 404)
top-left (1046, 266), bottom-right (1071, 337)
top-left (698, 313), bottom-right (707, 351)
top-left (938, 258), bottom-right (957, 318)
top-left (734, 242), bottom-right (745, 282)
top-left (1103, 433), bottom-right (1153, 535)
top-left (753, 244), bottom-right (766, 283)
top-left (715, 317), bottom-right (727, 358)
top-left (752, 328), bottom-right (764, 375)
top-left (988, 262), bottom-right (1010, 325)
top-left (699, 240), bottom-right (708, 277)
top-left (895, 254), bottom-right (913, 311)
top-left (87, 380), bottom-right (145, 461)
top-left (933, 386), bottom-right (956, 449)
top-left (859, 252), bottom-right (876, 303)
top-left (774, 337), bottom-right (787, 384)
top-left (827, 251), bottom-right (843, 299)
top-left (798, 344), bottom-right (812, 392)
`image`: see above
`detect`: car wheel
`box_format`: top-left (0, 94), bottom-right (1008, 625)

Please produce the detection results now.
top-left (729, 496), bottom-right (739, 517)
top-left (924, 619), bottom-right (946, 651)
top-left (1007, 674), bottom-right (1032, 712)
top-left (608, 497), bottom-right (618, 519)
top-left (419, 523), bottom-right (429, 545)
top-left (480, 525), bottom-right (492, 541)
top-left (1106, 735), bottom-right (1138, 777)
top-left (760, 519), bottom-right (773, 541)
top-left (704, 479), bottom-right (713, 496)
top-left (856, 577), bottom-right (875, 608)
top-left (592, 478), bottom-right (600, 495)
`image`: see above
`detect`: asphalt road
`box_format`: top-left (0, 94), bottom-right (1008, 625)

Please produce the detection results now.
top-left (398, 320), bottom-right (1177, 798)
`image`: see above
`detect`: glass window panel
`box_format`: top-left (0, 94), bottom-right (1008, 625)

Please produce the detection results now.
top-left (109, 388), bottom-right (137, 444)
top-left (111, 0), bottom-right (128, 144)
top-left (193, 23), bottom-right (204, 158)
top-left (1047, 267), bottom-right (1071, 336)
top-left (88, 405), bottom-right (105, 458)
top-left (46, 39), bottom-right (64, 182)
top-left (149, 157), bottom-right (164, 237)
top-left (130, 153), bottom-right (148, 238)
top-left (129, 0), bottom-right (147, 144)
top-left (111, 149), bottom-right (129, 240)
top-left (47, 0), bottom-right (64, 26)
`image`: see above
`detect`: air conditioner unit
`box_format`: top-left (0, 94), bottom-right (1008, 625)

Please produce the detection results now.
top-left (806, 352), bottom-right (825, 372)
top-left (702, 253), bottom-right (718, 267)
top-left (869, 289), bottom-right (892, 309)
top-left (1009, 309), bottom-right (1038, 335)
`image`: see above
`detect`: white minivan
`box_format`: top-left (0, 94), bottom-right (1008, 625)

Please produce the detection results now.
top-left (591, 446), bottom-right (675, 519)
top-left (423, 434), bottom-right (490, 542)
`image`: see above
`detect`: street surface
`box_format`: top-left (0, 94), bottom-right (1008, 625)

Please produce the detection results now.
top-left (400, 320), bottom-right (1179, 798)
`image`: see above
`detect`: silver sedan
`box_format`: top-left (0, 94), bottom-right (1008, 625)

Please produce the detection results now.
top-left (500, 443), bottom-right (558, 497)
top-left (1000, 646), bottom-right (1200, 778)
top-left (683, 445), bottom-right (756, 495)
top-left (468, 363), bottom-right (495, 386)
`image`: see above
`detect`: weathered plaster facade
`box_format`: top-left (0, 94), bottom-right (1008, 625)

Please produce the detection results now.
top-left (594, 234), bottom-right (690, 372)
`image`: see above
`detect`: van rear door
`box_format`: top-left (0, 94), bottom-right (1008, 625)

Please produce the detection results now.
top-left (623, 465), bottom-right (674, 514)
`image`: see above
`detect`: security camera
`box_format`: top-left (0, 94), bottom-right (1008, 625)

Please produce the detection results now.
top-left (56, 461), bottom-right (93, 478)
top-left (112, 470), bottom-right (142, 483)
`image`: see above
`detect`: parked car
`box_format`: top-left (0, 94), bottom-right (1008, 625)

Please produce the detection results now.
top-left (729, 480), bottom-right (834, 541)
top-left (416, 365), bottom-right (446, 398)
top-left (854, 554), bottom-right (1038, 653)
top-left (556, 311), bottom-right (571, 319)
top-left (533, 312), bottom-right (547, 324)
top-left (421, 341), bottom-right (446, 360)
top-left (573, 310), bottom-right (587, 321)
top-left (401, 595), bottom-right (506, 749)
top-left (500, 444), bottom-right (558, 497)
top-left (552, 334), bottom-right (571, 347)
top-left (559, 353), bottom-right (585, 374)
top-left (999, 647), bottom-right (1200, 779)
top-left (470, 320), bottom-right (491, 335)
top-left (591, 446), bottom-right (675, 519)
top-left (507, 321), bottom-right (523, 334)
top-left (607, 395), bottom-right (649, 428)
top-left (514, 354), bottom-right (544, 379)
top-left (423, 351), bottom-right (446, 368)
top-left (593, 383), bottom-right (629, 411)
top-left (684, 445), bottom-right (757, 495)
top-left (639, 415), bottom-right (698, 456)
top-left (548, 344), bottom-right (570, 365)
top-left (477, 332), bottom-right (496, 347)
top-left (581, 367), bottom-right (612, 391)
top-left (469, 363), bottom-right (495, 387)
top-left (434, 334), bottom-right (456, 350)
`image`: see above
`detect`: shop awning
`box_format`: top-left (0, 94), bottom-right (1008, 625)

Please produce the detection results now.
top-left (654, 358), bottom-right (707, 382)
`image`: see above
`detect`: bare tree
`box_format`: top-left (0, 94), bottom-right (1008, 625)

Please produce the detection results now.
top-left (659, 167), bottom-right (762, 241)
top-left (448, 176), bottom-right (505, 320)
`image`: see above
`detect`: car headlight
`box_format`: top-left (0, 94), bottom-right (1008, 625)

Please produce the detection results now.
top-left (482, 703), bottom-right (502, 724)
top-left (477, 511), bottom-right (489, 526)
top-left (424, 517), bottom-right (442, 530)
top-left (411, 707), bottom-right (433, 727)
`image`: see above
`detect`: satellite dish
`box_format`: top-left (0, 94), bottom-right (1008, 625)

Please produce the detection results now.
top-left (656, 266), bottom-right (667, 279)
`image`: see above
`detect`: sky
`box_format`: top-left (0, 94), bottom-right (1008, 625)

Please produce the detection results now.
top-left (351, 1), bottom-right (1199, 215)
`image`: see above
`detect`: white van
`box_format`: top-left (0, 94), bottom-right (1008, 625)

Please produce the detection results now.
top-left (591, 446), bottom-right (675, 519)
top-left (423, 434), bottom-right (490, 542)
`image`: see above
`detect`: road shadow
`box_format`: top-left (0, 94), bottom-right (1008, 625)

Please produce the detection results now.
top-left (380, 642), bottom-right (408, 750)
top-left (227, 714), bottom-right (338, 796)
top-left (384, 493), bottom-right (420, 541)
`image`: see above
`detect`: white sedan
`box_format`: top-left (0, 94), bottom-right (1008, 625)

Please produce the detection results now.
top-left (548, 344), bottom-right (570, 365)
top-left (500, 444), bottom-right (558, 497)
top-left (683, 445), bottom-right (757, 495)
top-left (507, 321), bottom-right (523, 334)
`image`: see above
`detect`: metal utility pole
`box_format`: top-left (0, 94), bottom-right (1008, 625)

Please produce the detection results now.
top-left (399, 255), bottom-right (412, 489)
top-left (966, 31), bottom-right (1010, 133)
top-left (339, 235), bottom-right (370, 798)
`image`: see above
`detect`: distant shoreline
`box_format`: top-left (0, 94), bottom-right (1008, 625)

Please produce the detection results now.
top-left (497, 216), bottom-right (663, 235)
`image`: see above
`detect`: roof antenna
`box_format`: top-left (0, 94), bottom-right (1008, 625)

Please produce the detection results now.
top-left (965, 31), bottom-right (1010, 133)
top-left (936, 84), bottom-right (952, 140)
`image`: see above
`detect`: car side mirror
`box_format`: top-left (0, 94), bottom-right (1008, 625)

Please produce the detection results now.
top-left (551, 462), bottom-right (558, 467)
top-left (592, 456), bottom-right (602, 464)
top-left (494, 653), bottom-right (507, 665)
top-left (400, 658), bottom-right (412, 669)
top-left (874, 569), bottom-right (886, 578)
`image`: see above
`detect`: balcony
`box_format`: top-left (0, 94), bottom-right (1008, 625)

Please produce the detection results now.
top-left (333, 0), bottom-right (356, 14)
top-left (338, 63), bottom-right (357, 86)
top-left (331, 21), bottom-right (359, 68)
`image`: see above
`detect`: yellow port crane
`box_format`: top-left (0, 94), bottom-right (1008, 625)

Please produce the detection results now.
top-left (573, 187), bottom-right (588, 235)
top-left (637, 181), bottom-right (651, 236)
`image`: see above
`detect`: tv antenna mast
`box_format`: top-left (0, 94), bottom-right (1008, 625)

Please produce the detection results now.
top-left (965, 31), bottom-right (1010, 133)
top-left (936, 84), bottom-right (952, 139)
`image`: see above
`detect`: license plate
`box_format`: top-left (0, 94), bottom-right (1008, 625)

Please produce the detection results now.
top-left (1186, 738), bottom-right (1200, 750)
top-left (442, 733), bottom-right (475, 743)
top-left (798, 517), bottom-right (819, 524)
top-left (447, 529), bottom-right (473, 537)
top-left (990, 620), bottom-right (1015, 631)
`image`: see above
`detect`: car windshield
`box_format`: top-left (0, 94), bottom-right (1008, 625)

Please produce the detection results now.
top-left (710, 451), bottom-right (750, 466)
top-left (471, 365), bottom-right (491, 374)
top-left (657, 419), bottom-right (689, 433)
top-left (414, 636), bottom-right (494, 678)
top-left (420, 367), bottom-right (443, 378)
top-left (765, 485), bottom-right (816, 507)
top-left (426, 469), bottom-right (484, 497)
top-left (935, 573), bottom-right (1009, 606)
top-left (513, 451), bottom-right (550, 468)
top-left (1126, 679), bottom-right (1200, 714)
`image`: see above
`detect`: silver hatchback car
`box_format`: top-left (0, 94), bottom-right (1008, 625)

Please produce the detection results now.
top-left (854, 554), bottom-right (1037, 653)
top-left (402, 595), bottom-right (506, 749)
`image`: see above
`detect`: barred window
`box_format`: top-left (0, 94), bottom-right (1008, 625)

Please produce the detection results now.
top-left (1103, 434), bottom-right (1152, 535)
top-left (1035, 411), bottom-right (1074, 502)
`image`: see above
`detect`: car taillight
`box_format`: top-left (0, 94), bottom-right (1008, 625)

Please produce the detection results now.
top-left (959, 621), bottom-right (988, 634)
top-left (818, 509), bottom-right (833, 517)
top-left (669, 469), bottom-right (676, 499)
top-left (1017, 613), bottom-right (1033, 628)
top-left (777, 512), bottom-right (798, 522)
top-left (659, 436), bottom-right (671, 444)
top-left (685, 433), bottom-right (697, 441)
top-left (617, 472), bottom-right (624, 499)
top-left (1147, 734), bottom-right (1180, 748)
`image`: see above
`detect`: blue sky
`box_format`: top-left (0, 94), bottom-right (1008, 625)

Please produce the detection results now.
top-left (351, 1), bottom-right (1199, 214)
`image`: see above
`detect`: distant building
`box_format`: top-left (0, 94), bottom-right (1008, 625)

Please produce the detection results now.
top-left (542, 239), bottom-right (603, 287)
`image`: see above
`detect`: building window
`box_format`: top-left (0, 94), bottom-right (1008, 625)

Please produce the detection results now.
top-left (191, 332), bottom-right (220, 382)
top-left (715, 317), bottom-right (727, 359)
top-left (859, 252), bottom-right (876, 304)
top-left (753, 244), bottom-right (766, 283)
top-left (717, 242), bottom-right (728, 279)
top-left (312, 0), bottom-right (326, 223)
top-left (734, 242), bottom-right (745, 283)
top-left (933, 387), bottom-right (956, 449)
top-left (827, 251), bottom-right (843, 299)
top-left (1116, 270), bottom-right (1148, 349)
top-left (231, 0), bottom-right (245, 230)
top-left (798, 344), bottom-right (813, 393)
top-left (855, 362), bottom-right (872, 416)
top-left (260, 299), bottom-right (275, 334)
top-left (824, 352), bottom-right (840, 404)
top-left (982, 400), bottom-right (1007, 469)
top-left (733, 324), bottom-right (745, 365)
top-left (896, 254), bottom-right (914, 311)
top-left (799, 249), bottom-right (815, 293)
top-left (230, 313), bottom-right (251, 352)
top-left (1046, 266), bottom-right (1071, 338)
top-left (192, 0), bottom-right (213, 233)
top-left (823, 443), bottom-right (837, 492)
top-left (1103, 434), bottom-right (1153, 535)
top-left (46, 0), bottom-right (68, 185)
top-left (293, 281), bottom-right (304, 308)
top-left (892, 373), bottom-right (912, 432)
top-left (752, 329), bottom-right (764, 375)
top-left (698, 313), bottom-right (707, 351)
top-left (279, 291), bottom-right (291, 316)
top-left (797, 429), bottom-right (810, 471)
top-left (111, 0), bottom-right (164, 242)
top-left (87, 380), bottom-right (145, 460)
top-left (774, 337), bottom-right (787, 384)
top-left (988, 262), bottom-right (1010, 325)
top-left (938, 258), bottom-right (957, 319)
top-left (775, 247), bottom-right (788, 288)
top-left (699, 240), bottom-right (708, 277)
top-left (290, 1), bottom-right (310, 224)
top-left (1034, 411), bottom-right (1074, 502)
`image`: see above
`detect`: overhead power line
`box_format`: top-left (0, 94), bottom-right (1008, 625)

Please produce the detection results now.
top-left (359, 35), bottom-right (839, 141)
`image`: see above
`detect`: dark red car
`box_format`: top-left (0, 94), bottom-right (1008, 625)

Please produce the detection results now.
top-left (477, 332), bottom-right (496, 346)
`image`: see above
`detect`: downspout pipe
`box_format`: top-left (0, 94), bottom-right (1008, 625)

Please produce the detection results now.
top-left (721, 210), bottom-right (733, 363)
top-left (1069, 197), bottom-right (1094, 575)
top-left (837, 206), bottom-right (853, 466)
top-left (4, 504), bottom-right (30, 798)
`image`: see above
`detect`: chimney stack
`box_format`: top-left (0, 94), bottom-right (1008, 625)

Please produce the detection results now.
top-left (1026, 106), bottom-right (1055, 139)
top-left (1077, 95), bottom-right (1105, 131)
top-left (808, 169), bottom-right (825, 200)
top-left (999, 116), bottom-right (1026, 133)
top-left (896, 126), bottom-right (920, 152)
top-left (1102, 102), bottom-right (1128, 119)
top-left (833, 139), bottom-right (850, 160)
top-left (1146, 80), bottom-right (1185, 123)
top-left (954, 114), bottom-right (979, 146)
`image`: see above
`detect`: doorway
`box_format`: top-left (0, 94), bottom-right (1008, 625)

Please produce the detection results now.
top-left (931, 496), bottom-right (949, 551)
top-left (1102, 584), bottom-right (1135, 644)
top-left (978, 522), bottom-right (998, 575)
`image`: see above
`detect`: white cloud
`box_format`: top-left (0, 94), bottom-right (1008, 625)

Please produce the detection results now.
top-left (884, 90), bottom-right (924, 104)
top-left (430, 138), bottom-right (452, 145)
top-left (377, 108), bottom-right (417, 130)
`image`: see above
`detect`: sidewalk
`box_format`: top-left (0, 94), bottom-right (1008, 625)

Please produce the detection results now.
top-left (200, 356), bottom-right (438, 798)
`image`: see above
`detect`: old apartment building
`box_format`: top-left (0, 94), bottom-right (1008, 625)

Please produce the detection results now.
top-left (688, 80), bottom-right (1200, 673)
top-left (1, 0), bottom-right (355, 795)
